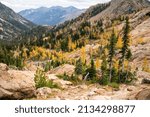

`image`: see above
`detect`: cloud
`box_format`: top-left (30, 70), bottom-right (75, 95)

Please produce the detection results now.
top-left (0, 0), bottom-right (111, 12)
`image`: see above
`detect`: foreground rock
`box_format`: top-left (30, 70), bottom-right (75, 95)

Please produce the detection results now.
top-left (0, 63), bottom-right (35, 99)
top-left (135, 89), bottom-right (150, 100)
top-left (35, 87), bottom-right (52, 99)
top-left (48, 74), bottom-right (73, 89)
top-left (35, 87), bottom-right (61, 99)
top-left (142, 78), bottom-right (150, 84)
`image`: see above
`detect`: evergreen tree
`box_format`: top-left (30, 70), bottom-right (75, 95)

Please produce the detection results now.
top-left (108, 29), bottom-right (117, 82)
top-left (119, 17), bottom-right (131, 82)
top-left (75, 58), bottom-right (84, 75)
top-left (120, 17), bottom-right (130, 71)
top-left (86, 58), bottom-right (96, 80)
top-left (100, 53), bottom-right (109, 85)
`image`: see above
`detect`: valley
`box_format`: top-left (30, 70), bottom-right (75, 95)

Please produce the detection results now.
top-left (0, 0), bottom-right (150, 100)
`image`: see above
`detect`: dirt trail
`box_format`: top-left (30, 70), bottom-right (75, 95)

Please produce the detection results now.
top-left (46, 83), bottom-right (150, 100)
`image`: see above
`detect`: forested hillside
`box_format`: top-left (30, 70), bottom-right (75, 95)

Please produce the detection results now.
top-left (0, 0), bottom-right (150, 100)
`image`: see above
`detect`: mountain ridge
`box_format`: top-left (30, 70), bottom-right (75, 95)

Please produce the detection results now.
top-left (0, 2), bottom-right (35, 42)
top-left (19, 6), bottom-right (86, 26)
top-left (91, 0), bottom-right (150, 21)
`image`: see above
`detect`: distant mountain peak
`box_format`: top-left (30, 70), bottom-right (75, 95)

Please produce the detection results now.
top-left (19, 6), bottom-right (85, 26)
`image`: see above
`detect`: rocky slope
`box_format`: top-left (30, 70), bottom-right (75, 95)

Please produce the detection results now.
top-left (0, 63), bottom-right (150, 100)
top-left (91, 0), bottom-right (150, 21)
top-left (0, 2), bottom-right (35, 42)
top-left (0, 63), bottom-right (35, 99)
top-left (19, 6), bottom-right (85, 26)
top-left (0, 0), bottom-right (150, 100)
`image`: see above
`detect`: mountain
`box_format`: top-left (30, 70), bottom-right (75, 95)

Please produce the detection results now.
top-left (48, 0), bottom-right (150, 67)
top-left (19, 6), bottom-right (85, 26)
top-left (0, 0), bottom-right (150, 100)
top-left (90, 0), bottom-right (150, 21)
top-left (0, 2), bottom-right (35, 42)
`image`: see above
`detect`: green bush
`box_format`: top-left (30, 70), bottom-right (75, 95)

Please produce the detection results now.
top-left (57, 73), bottom-right (81, 85)
top-left (88, 77), bottom-right (99, 84)
top-left (99, 74), bottom-right (109, 85)
top-left (34, 68), bottom-right (58, 89)
top-left (44, 62), bottom-right (51, 72)
top-left (108, 82), bottom-right (119, 89)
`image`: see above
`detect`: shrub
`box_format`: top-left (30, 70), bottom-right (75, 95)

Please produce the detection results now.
top-left (108, 82), bottom-right (119, 89)
top-left (57, 72), bottom-right (81, 85)
top-left (44, 62), bottom-right (51, 72)
top-left (99, 74), bottom-right (109, 85)
top-left (34, 68), bottom-right (58, 89)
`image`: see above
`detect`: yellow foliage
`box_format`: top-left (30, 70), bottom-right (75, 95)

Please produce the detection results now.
top-left (116, 36), bottom-right (123, 49)
top-left (114, 60), bottom-right (119, 71)
top-left (137, 38), bottom-right (144, 45)
top-left (104, 48), bottom-right (109, 56)
top-left (30, 50), bottom-right (38, 59)
top-left (124, 60), bottom-right (129, 70)
top-left (22, 48), bottom-right (28, 59)
top-left (71, 42), bottom-right (76, 50)
top-left (51, 55), bottom-right (56, 61)
top-left (13, 51), bottom-right (20, 59)
top-left (41, 53), bottom-right (47, 60)
top-left (29, 46), bottom-right (51, 60)
top-left (57, 51), bottom-right (64, 62)
top-left (95, 58), bottom-right (101, 69)
top-left (46, 50), bottom-right (51, 59)
top-left (128, 35), bottom-right (132, 46)
top-left (81, 47), bottom-right (86, 64)
top-left (142, 57), bottom-right (150, 72)
top-left (68, 36), bottom-right (72, 51)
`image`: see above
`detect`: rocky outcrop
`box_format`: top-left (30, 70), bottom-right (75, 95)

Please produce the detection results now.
top-left (48, 74), bottom-right (73, 89)
top-left (0, 63), bottom-right (35, 99)
top-left (135, 89), bottom-right (150, 100)
top-left (35, 87), bottom-right (61, 99)
top-left (49, 64), bottom-right (75, 76)
top-left (91, 0), bottom-right (150, 21)
top-left (136, 71), bottom-right (150, 83)
top-left (142, 78), bottom-right (150, 84)
top-left (35, 87), bottom-right (52, 99)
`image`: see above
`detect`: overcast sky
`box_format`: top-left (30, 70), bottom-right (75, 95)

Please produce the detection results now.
top-left (0, 0), bottom-right (111, 12)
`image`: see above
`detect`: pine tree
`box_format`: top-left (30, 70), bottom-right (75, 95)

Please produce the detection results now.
top-left (100, 53), bottom-right (109, 85)
top-left (120, 17), bottom-right (130, 72)
top-left (108, 29), bottom-right (117, 82)
top-left (118, 17), bottom-right (130, 82)
top-left (119, 17), bottom-right (131, 82)
top-left (86, 58), bottom-right (96, 80)
top-left (75, 58), bottom-right (84, 75)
